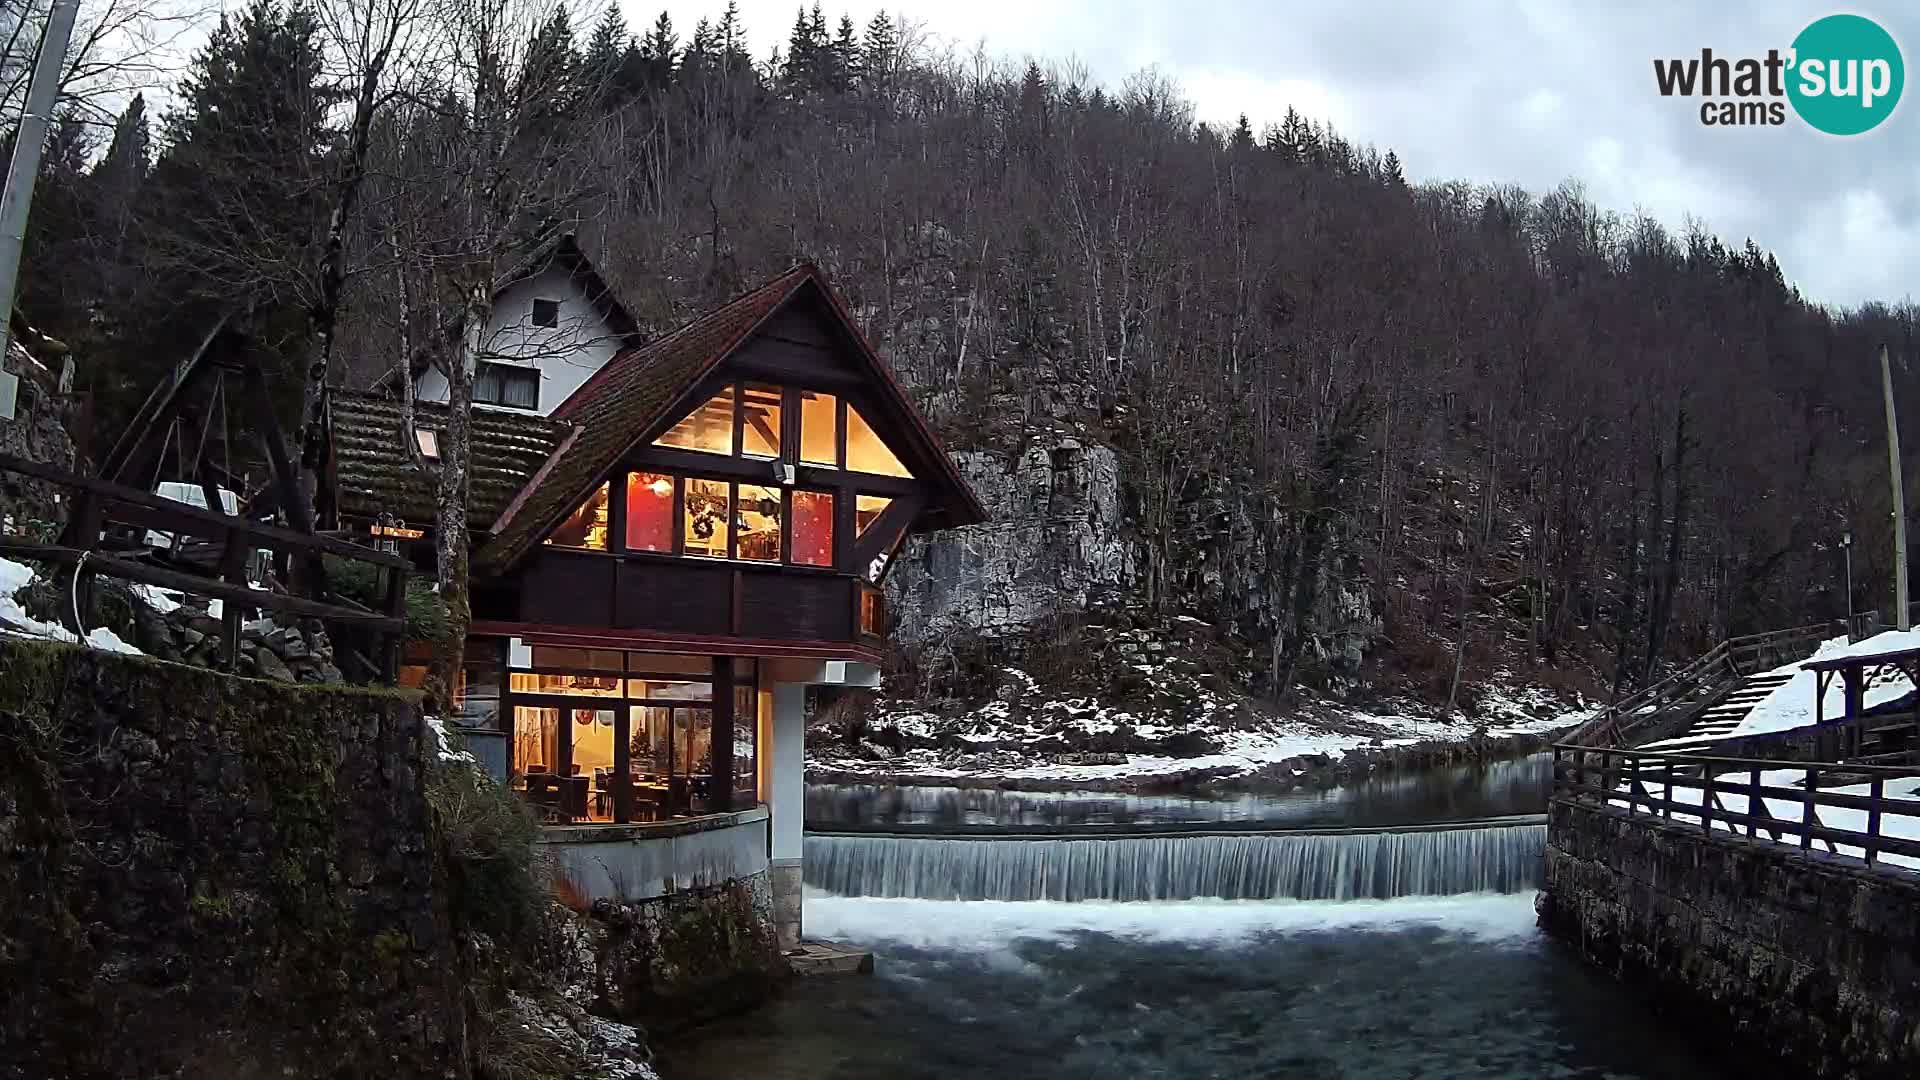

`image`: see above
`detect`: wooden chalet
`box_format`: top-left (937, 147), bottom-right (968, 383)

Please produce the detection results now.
top-left (324, 251), bottom-right (984, 944)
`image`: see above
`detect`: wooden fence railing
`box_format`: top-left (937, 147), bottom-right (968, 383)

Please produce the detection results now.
top-left (1552, 743), bottom-right (1920, 870)
top-left (1564, 620), bottom-right (1854, 748)
top-left (0, 451), bottom-right (408, 681)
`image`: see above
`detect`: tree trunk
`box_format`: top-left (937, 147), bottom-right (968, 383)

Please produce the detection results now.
top-left (430, 283), bottom-right (487, 715)
top-left (1644, 407), bottom-right (1689, 681)
top-left (297, 58), bottom-right (394, 511)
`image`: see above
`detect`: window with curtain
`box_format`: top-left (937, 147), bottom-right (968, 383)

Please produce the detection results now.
top-left (545, 483), bottom-right (610, 550)
top-left (475, 361), bottom-right (540, 409)
top-left (792, 490), bottom-right (834, 566)
top-left (625, 472), bottom-right (674, 552)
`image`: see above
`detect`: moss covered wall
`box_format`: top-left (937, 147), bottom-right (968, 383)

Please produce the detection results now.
top-left (0, 637), bottom-right (468, 1080)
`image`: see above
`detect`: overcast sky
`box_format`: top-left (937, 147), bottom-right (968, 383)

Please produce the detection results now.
top-left (636, 0), bottom-right (1917, 309)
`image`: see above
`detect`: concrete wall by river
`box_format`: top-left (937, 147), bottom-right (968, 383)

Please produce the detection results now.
top-left (1542, 799), bottom-right (1920, 1079)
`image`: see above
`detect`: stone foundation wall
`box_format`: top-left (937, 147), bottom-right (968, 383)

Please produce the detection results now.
top-left (0, 637), bottom-right (466, 1080)
top-left (1543, 799), bottom-right (1920, 1079)
top-left (591, 871), bottom-right (788, 1035)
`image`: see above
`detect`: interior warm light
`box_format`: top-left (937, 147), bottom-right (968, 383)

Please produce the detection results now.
top-left (649, 478), bottom-right (672, 496)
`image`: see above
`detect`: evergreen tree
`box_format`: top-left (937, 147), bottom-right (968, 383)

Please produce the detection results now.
top-left (91, 94), bottom-right (149, 236)
top-left (517, 8), bottom-right (580, 121)
top-left (681, 17), bottom-right (716, 84)
top-left (149, 0), bottom-right (330, 300)
top-left (1014, 60), bottom-right (1047, 155)
top-left (718, 0), bottom-right (748, 71)
top-left (859, 10), bottom-right (896, 95)
top-left (1229, 113), bottom-right (1254, 154)
top-left (1382, 149), bottom-right (1406, 187)
top-left (639, 11), bottom-right (678, 92)
top-left (782, 4), bottom-right (832, 95)
top-left (581, 7), bottom-right (629, 106)
top-left (830, 14), bottom-right (857, 94)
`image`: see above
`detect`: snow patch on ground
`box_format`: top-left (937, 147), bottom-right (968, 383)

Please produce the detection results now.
top-left (0, 556), bottom-right (142, 654)
top-left (424, 715), bottom-right (482, 768)
top-left (1612, 767), bottom-right (1920, 871)
top-left (817, 661), bottom-right (1585, 784)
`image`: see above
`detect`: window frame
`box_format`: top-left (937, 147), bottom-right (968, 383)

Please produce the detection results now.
top-left (474, 360), bottom-right (540, 410)
top-left (530, 297), bottom-right (561, 328)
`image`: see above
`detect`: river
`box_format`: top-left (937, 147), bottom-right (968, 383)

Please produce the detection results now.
top-left (660, 754), bottom-right (1738, 1079)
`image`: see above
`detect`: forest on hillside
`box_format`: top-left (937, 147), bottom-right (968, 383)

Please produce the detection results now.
top-left (10, 0), bottom-right (1920, 706)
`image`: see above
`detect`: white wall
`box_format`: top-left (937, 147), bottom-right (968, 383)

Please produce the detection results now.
top-left (415, 266), bottom-right (624, 416)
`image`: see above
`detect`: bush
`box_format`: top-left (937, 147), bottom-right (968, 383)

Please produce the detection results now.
top-left (427, 750), bottom-right (544, 950)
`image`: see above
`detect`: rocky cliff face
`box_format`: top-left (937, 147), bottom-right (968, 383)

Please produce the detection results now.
top-left (890, 419), bottom-right (1134, 646)
top-left (885, 394), bottom-right (1380, 704)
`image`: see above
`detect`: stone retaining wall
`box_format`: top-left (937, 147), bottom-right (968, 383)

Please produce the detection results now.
top-left (1542, 799), bottom-right (1920, 1079)
top-left (0, 637), bottom-right (466, 1080)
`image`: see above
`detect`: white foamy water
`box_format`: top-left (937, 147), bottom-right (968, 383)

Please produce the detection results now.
top-left (804, 822), bottom-right (1545, 901)
top-left (804, 891), bottom-right (1543, 952)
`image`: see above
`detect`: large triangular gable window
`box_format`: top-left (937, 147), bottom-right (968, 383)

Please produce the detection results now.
top-left (846, 406), bottom-right (912, 478)
top-left (655, 387), bottom-right (735, 455)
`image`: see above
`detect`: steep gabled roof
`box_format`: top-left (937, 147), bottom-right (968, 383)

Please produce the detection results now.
top-left (370, 232), bottom-right (640, 392)
top-left (472, 263), bottom-right (987, 576)
top-left (329, 391), bottom-right (573, 529)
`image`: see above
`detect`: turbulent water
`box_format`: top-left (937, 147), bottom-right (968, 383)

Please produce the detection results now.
top-left (805, 752), bottom-right (1555, 829)
top-left (662, 763), bottom-right (1728, 1079)
top-left (660, 894), bottom-right (1738, 1080)
top-left (804, 822), bottom-right (1545, 901)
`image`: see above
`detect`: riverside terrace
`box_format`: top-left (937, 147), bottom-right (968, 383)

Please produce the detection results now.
top-left (321, 253), bottom-right (987, 947)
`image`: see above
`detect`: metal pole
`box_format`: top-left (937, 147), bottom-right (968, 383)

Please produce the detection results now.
top-left (0, 0), bottom-right (81, 418)
top-left (1883, 344), bottom-right (1909, 631)
top-left (1843, 530), bottom-right (1855, 632)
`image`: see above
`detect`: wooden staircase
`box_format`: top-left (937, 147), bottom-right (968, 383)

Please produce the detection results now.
top-left (1565, 622), bottom-right (1851, 749)
top-left (1649, 668), bottom-right (1800, 752)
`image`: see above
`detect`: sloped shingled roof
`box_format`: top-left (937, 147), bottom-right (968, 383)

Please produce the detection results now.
top-left (330, 391), bottom-right (573, 529)
top-left (472, 267), bottom-right (814, 575)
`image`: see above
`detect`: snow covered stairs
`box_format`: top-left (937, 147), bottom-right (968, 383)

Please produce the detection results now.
top-left (1652, 669), bottom-right (1799, 752)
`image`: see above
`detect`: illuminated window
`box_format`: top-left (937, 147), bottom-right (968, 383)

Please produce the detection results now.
top-left (792, 490), bottom-right (833, 566)
top-left (656, 387), bottom-right (735, 455)
top-left (740, 383), bottom-right (782, 459)
top-left (855, 494), bottom-right (892, 537)
top-left (860, 585), bottom-right (885, 636)
top-left (683, 478), bottom-right (730, 557)
top-left (846, 406), bottom-right (911, 477)
top-left (415, 428), bottom-right (440, 460)
top-left (736, 484), bottom-right (782, 562)
top-left (799, 391), bottom-right (837, 466)
top-left (546, 483), bottom-right (609, 550)
top-left (625, 472), bottom-right (674, 552)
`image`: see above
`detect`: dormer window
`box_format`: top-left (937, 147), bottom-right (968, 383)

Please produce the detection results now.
top-left (531, 297), bottom-right (560, 328)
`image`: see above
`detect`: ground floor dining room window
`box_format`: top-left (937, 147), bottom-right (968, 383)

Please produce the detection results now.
top-left (502, 646), bottom-right (759, 825)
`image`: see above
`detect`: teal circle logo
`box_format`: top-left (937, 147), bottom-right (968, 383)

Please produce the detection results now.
top-left (1787, 14), bottom-right (1904, 135)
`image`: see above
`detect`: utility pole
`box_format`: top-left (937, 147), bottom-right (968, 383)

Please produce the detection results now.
top-left (0, 0), bottom-right (81, 421)
top-left (1883, 344), bottom-right (1909, 631)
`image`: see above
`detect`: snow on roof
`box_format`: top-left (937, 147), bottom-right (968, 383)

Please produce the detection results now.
top-left (1805, 628), bottom-right (1920, 669)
